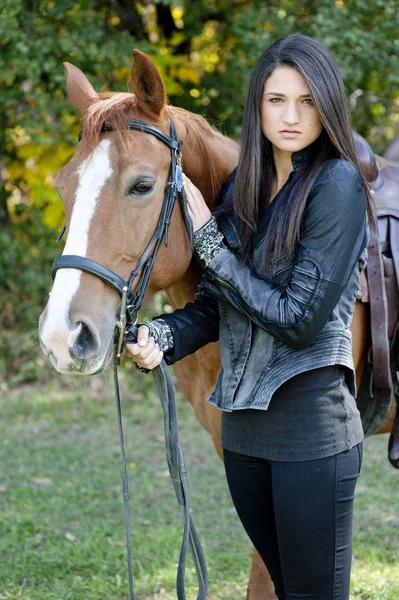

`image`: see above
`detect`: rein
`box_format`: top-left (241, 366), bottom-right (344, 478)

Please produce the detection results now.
top-left (52, 116), bottom-right (208, 600)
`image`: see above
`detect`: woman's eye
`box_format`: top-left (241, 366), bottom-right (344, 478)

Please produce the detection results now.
top-left (268, 97), bottom-right (314, 105)
top-left (127, 181), bottom-right (155, 195)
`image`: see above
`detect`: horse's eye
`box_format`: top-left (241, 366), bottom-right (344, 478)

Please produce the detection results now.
top-left (126, 180), bottom-right (155, 195)
top-left (135, 182), bottom-right (154, 194)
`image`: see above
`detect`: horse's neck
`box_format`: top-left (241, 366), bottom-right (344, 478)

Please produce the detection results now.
top-left (166, 258), bottom-right (204, 310)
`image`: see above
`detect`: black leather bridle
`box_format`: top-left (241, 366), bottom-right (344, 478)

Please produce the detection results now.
top-left (52, 116), bottom-right (194, 360)
top-left (51, 116), bottom-right (208, 600)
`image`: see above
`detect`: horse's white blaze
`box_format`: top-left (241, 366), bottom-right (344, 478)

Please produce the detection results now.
top-left (41, 139), bottom-right (113, 367)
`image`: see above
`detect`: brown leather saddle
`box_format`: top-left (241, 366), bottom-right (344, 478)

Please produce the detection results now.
top-left (353, 131), bottom-right (399, 468)
top-left (384, 135), bottom-right (399, 163)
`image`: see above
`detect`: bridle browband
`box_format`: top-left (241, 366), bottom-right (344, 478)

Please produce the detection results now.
top-left (51, 116), bottom-right (207, 600)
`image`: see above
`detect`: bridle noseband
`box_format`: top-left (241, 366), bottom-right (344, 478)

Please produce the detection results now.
top-left (51, 116), bottom-right (207, 600)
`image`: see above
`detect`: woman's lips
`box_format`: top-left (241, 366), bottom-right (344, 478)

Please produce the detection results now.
top-left (280, 130), bottom-right (302, 138)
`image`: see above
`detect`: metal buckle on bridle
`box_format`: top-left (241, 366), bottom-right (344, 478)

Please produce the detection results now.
top-left (115, 286), bottom-right (128, 364)
top-left (175, 148), bottom-right (183, 192)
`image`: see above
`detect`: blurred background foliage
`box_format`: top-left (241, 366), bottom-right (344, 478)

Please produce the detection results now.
top-left (0, 0), bottom-right (398, 382)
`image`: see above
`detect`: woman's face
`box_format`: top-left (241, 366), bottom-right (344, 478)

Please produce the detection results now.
top-left (261, 67), bottom-right (323, 155)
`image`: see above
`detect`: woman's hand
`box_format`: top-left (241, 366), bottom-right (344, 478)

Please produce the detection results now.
top-left (183, 173), bottom-right (212, 232)
top-left (125, 325), bottom-right (163, 370)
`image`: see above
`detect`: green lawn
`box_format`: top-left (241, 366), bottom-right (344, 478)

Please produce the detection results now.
top-left (0, 370), bottom-right (398, 599)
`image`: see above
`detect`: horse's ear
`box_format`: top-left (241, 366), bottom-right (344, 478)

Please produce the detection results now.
top-left (130, 49), bottom-right (167, 116)
top-left (64, 62), bottom-right (99, 116)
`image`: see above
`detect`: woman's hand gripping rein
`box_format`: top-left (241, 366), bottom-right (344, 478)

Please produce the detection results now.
top-left (125, 324), bottom-right (163, 372)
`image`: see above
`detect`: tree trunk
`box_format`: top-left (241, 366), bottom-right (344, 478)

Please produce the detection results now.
top-left (0, 115), bottom-right (10, 227)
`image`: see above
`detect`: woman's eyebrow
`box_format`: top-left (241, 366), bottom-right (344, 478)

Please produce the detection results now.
top-left (265, 92), bottom-right (312, 98)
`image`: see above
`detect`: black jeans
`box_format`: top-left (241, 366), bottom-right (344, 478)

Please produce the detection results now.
top-left (223, 442), bottom-right (363, 600)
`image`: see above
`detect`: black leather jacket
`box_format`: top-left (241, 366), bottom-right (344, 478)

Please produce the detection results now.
top-left (159, 152), bottom-right (369, 410)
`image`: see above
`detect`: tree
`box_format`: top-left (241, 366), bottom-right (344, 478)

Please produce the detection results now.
top-left (1, 0), bottom-right (398, 328)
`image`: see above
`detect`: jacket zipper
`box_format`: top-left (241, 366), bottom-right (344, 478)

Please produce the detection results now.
top-left (213, 273), bottom-right (236, 292)
top-left (211, 272), bottom-right (255, 315)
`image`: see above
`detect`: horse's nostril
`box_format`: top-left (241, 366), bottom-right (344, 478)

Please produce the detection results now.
top-left (77, 322), bottom-right (94, 355)
top-left (68, 321), bottom-right (99, 360)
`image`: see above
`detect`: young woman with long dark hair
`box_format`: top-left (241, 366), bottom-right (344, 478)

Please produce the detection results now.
top-left (126, 34), bottom-right (374, 599)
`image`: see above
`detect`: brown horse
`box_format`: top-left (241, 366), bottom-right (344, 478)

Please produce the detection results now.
top-left (39, 50), bottom-right (397, 600)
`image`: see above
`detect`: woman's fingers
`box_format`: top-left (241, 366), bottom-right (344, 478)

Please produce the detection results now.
top-left (137, 324), bottom-right (150, 346)
top-left (126, 325), bottom-right (150, 356)
top-left (127, 336), bottom-right (156, 359)
top-left (183, 174), bottom-right (201, 208)
top-left (125, 326), bottom-right (158, 359)
top-left (145, 350), bottom-right (164, 370)
top-left (182, 173), bottom-right (211, 231)
top-left (133, 344), bottom-right (163, 370)
top-left (124, 324), bottom-right (163, 370)
top-left (140, 338), bottom-right (158, 360)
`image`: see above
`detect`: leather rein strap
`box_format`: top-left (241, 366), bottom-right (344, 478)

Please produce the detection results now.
top-left (52, 116), bottom-right (207, 600)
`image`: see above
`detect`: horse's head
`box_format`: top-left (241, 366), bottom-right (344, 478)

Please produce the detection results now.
top-left (39, 50), bottom-right (224, 375)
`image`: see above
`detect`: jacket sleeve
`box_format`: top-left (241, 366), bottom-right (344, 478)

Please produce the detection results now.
top-left (201, 160), bottom-right (368, 350)
top-left (156, 279), bottom-right (220, 365)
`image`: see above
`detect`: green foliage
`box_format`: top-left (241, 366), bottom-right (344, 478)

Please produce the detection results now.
top-left (0, 0), bottom-right (140, 143)
top-left (1, 1), bottom-right (398, 372)
top-left (2, 1), bottom-right (397, 160)
top-left (0, 210), bottom-right (58, 329)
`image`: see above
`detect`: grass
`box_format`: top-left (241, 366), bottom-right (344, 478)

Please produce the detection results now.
top-left (0, 369), bottom-right (398, 599)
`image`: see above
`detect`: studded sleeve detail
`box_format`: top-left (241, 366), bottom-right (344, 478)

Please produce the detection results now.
top-left (193, 216), bottom-right (227, 268)
top-left (140, 318), bottom-right (174, 353)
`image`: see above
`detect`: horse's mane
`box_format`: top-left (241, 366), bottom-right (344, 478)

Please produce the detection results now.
top-left (82, 92), bottom-right (139, 151)
top-left (82, 92), bottom-right (220, 198)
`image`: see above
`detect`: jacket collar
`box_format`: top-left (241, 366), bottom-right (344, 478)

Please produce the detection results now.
top-left (291, 138), bottom-right (320, 171)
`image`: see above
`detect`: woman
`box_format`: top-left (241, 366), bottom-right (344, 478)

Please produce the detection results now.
top-left (126, 34), bottom-right (374, 600)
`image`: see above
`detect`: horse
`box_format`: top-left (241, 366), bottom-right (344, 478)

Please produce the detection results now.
top-left (39, 49), bottom-right (398, 600)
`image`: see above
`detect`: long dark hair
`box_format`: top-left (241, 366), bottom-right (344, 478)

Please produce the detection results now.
top-left (229, 34), bottom-right (375, 267)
